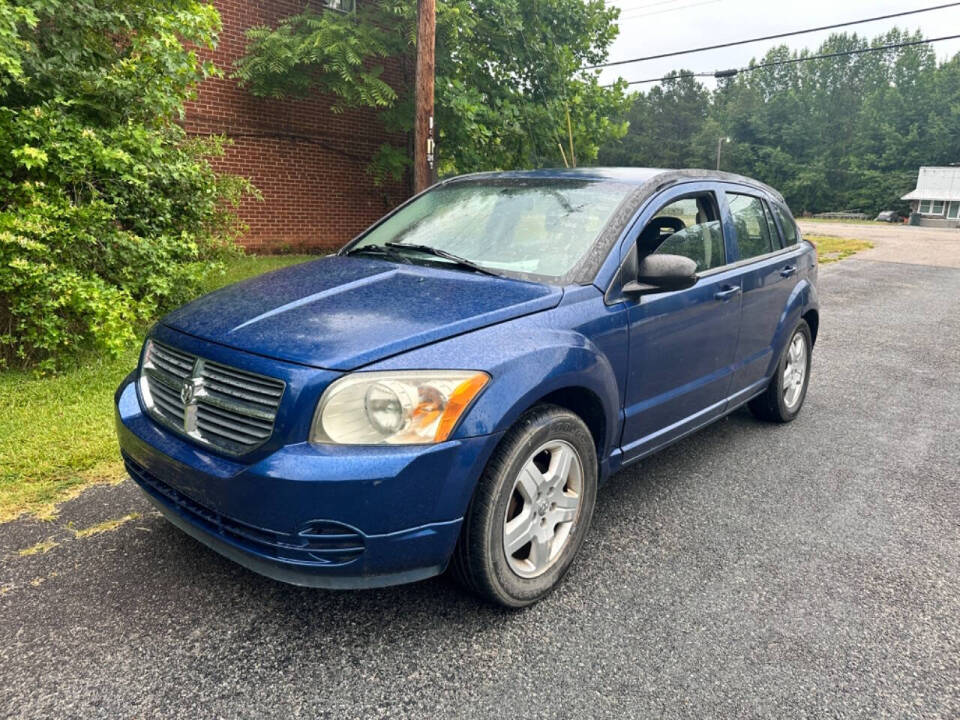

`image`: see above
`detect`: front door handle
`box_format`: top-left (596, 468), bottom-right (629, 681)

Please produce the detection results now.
top-left (714, 285), bottom-right (741, 301)
top-left (780, 264), bottom-right (798, 278)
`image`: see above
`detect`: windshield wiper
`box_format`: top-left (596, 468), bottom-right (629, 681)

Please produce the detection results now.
top-left (345, 244), bottom-right (413, 265)
top-left (385, 242), bottom-right (501, 277)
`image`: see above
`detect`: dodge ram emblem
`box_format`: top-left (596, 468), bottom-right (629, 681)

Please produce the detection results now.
top-left (181, 377), bottom-right (203, 405)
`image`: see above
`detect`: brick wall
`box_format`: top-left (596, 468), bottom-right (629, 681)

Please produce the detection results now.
top-left (184, 0), bottom-right (411, 252)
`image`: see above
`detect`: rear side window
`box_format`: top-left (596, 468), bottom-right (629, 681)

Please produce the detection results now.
top-left (772, 204), bottom-right (800, 246)
top-left (728, 193), bottom-right (775, 260)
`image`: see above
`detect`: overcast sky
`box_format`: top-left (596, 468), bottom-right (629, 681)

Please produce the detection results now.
top-left (600, 0), bottom-right (960, 88)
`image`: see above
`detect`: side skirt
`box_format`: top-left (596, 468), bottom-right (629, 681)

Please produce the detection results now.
top-left (605, 378), bottom-right (770, 478)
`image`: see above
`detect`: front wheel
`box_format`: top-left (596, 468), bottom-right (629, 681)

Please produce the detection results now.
top-left (451, 404), bottom-right (598, 607)
top-left (749, 320), bottom-right (813, 423)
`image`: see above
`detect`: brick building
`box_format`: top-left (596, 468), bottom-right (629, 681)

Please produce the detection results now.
top-left (184, 0), bottom-right (411, 252)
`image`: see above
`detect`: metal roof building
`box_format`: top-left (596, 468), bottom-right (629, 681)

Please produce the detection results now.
top-left (902, 167), bottom-right (960, 227)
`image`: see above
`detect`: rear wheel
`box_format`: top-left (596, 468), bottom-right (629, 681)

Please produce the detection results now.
top-left (451, 404), bottom-right (597, 607)
top-left (749, 320), bottom-right (812, 423)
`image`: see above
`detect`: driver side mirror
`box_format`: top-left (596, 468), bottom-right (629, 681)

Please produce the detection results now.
top-left (623, 254), bottom-right (698, 296)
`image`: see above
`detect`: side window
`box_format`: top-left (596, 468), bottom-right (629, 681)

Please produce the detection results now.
top-left (772, 204), bottom-right (800, 246)
top-left (728, 193), bottom-right (774, 260)
top-left (643, 194), bottom-right (726, 272)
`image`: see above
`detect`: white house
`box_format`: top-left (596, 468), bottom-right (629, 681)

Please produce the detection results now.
top-left (902, 166), bottom-right (960, 228)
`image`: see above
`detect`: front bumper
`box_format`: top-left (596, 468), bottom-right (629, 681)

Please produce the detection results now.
top-left (116, 376), bottom-right (501, 588)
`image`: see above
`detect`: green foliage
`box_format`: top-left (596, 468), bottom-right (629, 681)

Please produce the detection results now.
top-left (599, 29), bottom-right (960, 216)
top-left (234, 0), bottom-right (629, 181)
top-left (0, 2), bottom-right (36, 92)
top-left (0, 0), bottom-right (252, 370)
top-left (0, 253), bottom-right (316, 522)
top-left (433, 0), bottom-right (628, 174)
top-left (234, 4), bottom-right (398, 111)
top-left (598, 72), bottom-right (715, 169)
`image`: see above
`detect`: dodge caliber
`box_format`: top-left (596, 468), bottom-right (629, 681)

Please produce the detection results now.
top-left (115, 168), bottom-right (819, 607)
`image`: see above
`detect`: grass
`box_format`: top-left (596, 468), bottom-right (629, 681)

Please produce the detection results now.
top-left (72, 512), bottom-right (141, 538)
top-left (18, 538), bottom-right (59, 556)
top-left (0, 253), bottom-right (316, 523)
top-left (201, 253), bottom-right (319, 291)
top-left (807, 234), bottom-right (874, 264)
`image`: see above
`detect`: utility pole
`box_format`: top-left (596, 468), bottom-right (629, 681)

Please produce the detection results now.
top-left (414, 0), bottom-right (436, 194)
top-left (716, 136), bottom-right (731, 171)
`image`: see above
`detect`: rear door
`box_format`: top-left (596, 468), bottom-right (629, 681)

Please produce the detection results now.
top-left (618, 185), bottom-right (742, 461)
top-left (722, 187), bottom-right (806, 401)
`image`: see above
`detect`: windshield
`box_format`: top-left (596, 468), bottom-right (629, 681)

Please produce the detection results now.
top-left (348, 179), bottom-right (633, 280)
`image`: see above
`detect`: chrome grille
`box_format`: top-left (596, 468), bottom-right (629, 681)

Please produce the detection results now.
top-left (139, 340), bottom-right (285, 455)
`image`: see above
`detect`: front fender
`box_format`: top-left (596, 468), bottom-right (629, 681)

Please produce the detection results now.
top-left (366, 316), bottom-right (622, 463)
top-left (462, 336), bottom-right (620, 448)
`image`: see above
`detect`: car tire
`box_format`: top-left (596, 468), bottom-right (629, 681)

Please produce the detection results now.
top-left (451, 404), bottom-right (598, 608)
top-left (748, 319), bottom-right (813, 423)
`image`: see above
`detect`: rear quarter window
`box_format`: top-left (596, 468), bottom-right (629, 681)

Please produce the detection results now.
top-left (772, 204), bottom-right (800, 246)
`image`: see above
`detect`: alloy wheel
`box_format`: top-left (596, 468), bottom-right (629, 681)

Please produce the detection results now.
top-left (783, 332), bottom-right (808, 411)
top-left (502, 440), bottom-right (584, 578)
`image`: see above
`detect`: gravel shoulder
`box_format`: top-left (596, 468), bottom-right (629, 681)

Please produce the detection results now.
top-left (799, 221), bottom-right (960, 268)
top-left (1, 259), bottom-right (958, 719)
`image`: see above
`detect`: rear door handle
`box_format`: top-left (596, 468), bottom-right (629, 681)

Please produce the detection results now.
top-left (714, 285), bottom-right (741, 301)
top-left (780, 264), bottom-right (797, 278)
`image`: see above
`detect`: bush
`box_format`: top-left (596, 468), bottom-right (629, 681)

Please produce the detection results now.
top-left (0, 1), bottom-right (252, 370)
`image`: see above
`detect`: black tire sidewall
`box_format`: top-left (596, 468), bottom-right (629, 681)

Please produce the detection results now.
top-left (480, 408), bottom-right (598, 606)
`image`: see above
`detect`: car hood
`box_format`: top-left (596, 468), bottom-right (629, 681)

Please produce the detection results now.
top-left (161, 255), bottom-right (563, 370)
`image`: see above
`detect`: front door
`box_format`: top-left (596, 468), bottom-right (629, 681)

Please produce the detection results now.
top-left (620, 189), bottom-right (742, 461)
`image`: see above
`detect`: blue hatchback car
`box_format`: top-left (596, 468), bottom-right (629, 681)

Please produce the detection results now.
top-left (115, 168), bottom-right (818, 607)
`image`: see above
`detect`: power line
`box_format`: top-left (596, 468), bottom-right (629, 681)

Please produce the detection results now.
top-left (589, 1), bottom-right (960, 69)
top-left (609, 32), bottom-right (960, 86)
top-left (619, 0), bottom-right (723, 20)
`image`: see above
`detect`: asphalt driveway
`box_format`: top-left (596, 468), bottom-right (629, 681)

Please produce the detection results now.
top-left (2, 257), bottom-right (958, 719)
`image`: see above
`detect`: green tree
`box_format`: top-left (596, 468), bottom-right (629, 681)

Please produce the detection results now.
top-left (0, 0), bottom-right (251, 370)
top-left (600, 28), bottom-right (958, 217)
top-left (234, 0), bottom-right (629, 181)
top-left (0, 2), bottom-right (34, 89)
top-left (598, 72), bottom-right (713, 168)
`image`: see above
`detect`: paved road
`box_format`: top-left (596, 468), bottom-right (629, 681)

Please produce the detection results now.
top-left (2, 258), bottom-right (959, 719)
top-left (798, 220), bottom-right (960, 268)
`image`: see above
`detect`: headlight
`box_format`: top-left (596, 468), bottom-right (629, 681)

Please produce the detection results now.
top-left (311, 371), bottom-right (490, 445)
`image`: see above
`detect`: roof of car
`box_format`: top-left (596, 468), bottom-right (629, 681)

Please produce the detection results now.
top-left (449, 167), bottom-right (785, 203)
